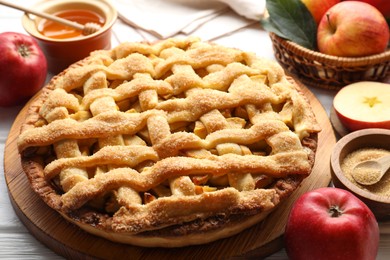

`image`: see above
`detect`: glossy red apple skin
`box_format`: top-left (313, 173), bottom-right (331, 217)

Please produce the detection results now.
top-left (285, 187), bottom-right (379, 260)
top-left (345, 0), bottom-right (390, 18)
top-left (0, 32), bottom-right (47, 107)
top-left (334, 109), bottom-right (390, 132)
top-left (333, 81), bottom-right (390, 132)
top-left (317, 1), bottom-right (389, 57)
top-left (301, 0), bottom-right (340, 24)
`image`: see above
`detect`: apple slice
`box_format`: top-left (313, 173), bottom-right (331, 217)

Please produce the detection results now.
top-left (333, 81), bottom-right (390, 131)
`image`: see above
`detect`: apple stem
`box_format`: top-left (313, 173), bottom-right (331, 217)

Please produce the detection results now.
top-left (329, 205), bottom-right (343, 218)
top-left (326, 13), bottom-right (336, 34)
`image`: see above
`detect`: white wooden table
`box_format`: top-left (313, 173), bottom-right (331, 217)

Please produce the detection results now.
top-left (1, 1), bottom-right (389, 259)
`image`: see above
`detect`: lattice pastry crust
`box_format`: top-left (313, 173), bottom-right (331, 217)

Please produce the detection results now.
top-left (18, 37), bottom-right (321, 247)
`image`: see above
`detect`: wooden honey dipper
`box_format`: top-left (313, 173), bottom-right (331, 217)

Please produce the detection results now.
top-left (0, 0), bottom-right (101, 35)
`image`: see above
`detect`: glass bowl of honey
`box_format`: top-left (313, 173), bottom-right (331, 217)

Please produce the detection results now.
top-left (330, 128), bottom-right (390, 220)
top-left (22, 0), bottom-right (117, 74)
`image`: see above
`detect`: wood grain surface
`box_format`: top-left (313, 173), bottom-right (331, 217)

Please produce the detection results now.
top-left (329, 107), bottom-right (349, 138)
top-left (4, 83), bottom-right (336, 259)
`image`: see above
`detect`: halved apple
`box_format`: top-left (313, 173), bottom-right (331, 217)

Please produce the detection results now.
top-left (333, 81), bottom-right (390, 131)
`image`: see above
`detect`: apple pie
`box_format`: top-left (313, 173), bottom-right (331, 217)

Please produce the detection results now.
top-left (18, 37), bottom-right (321, 247)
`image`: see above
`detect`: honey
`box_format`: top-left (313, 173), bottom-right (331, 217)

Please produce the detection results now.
top-left (341, 148), bottom-right (390, 197)
top-left (38, 9), bottom-right (105, 39)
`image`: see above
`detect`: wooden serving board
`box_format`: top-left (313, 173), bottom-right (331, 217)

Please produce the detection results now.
top-left (329, 107), bottom-right (350, 138)
top-left (4, 83), bottom-right (335, 259)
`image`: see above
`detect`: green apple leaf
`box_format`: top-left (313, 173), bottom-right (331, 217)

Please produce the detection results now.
top-left (260, 0), bottom-right (317, 50)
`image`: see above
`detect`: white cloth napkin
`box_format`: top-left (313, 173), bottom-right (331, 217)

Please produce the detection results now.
top-left (112, 0), bottom-right (266, 40)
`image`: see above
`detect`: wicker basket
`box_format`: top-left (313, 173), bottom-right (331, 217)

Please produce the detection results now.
top-left (269, 33), bottom-right (390, 90)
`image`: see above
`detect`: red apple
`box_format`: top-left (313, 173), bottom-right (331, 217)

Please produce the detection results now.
top-left (317, 1), bottom-right (389, 57)
top-left (344, 0), bottom-right (390, 18)
top-left (301, 0), bottom-right (340, 24)
top-left (0, 32), bottom-right (47, 107)
top-left (285, 187), bottom-right (379, 260)
top-left (333, 81), bottom-right (390, 131)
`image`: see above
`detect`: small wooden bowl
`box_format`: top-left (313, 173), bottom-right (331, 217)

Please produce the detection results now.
top-left (330, 128), bottom-right (390, 220)
top-left (22, 0), bottom-right (117, 74)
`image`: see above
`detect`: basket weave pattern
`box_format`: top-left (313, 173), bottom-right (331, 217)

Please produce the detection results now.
top-left (270, 33), bottom-right (390, 90)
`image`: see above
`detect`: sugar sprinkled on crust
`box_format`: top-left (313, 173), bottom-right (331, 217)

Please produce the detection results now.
top-left (18, 37), bottom-right (320, 247)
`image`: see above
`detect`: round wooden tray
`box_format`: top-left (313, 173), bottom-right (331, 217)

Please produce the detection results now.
top-left (329, 107), bottom-right (350, 138)
top-left (4, 82), bottom-right (336, 259)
